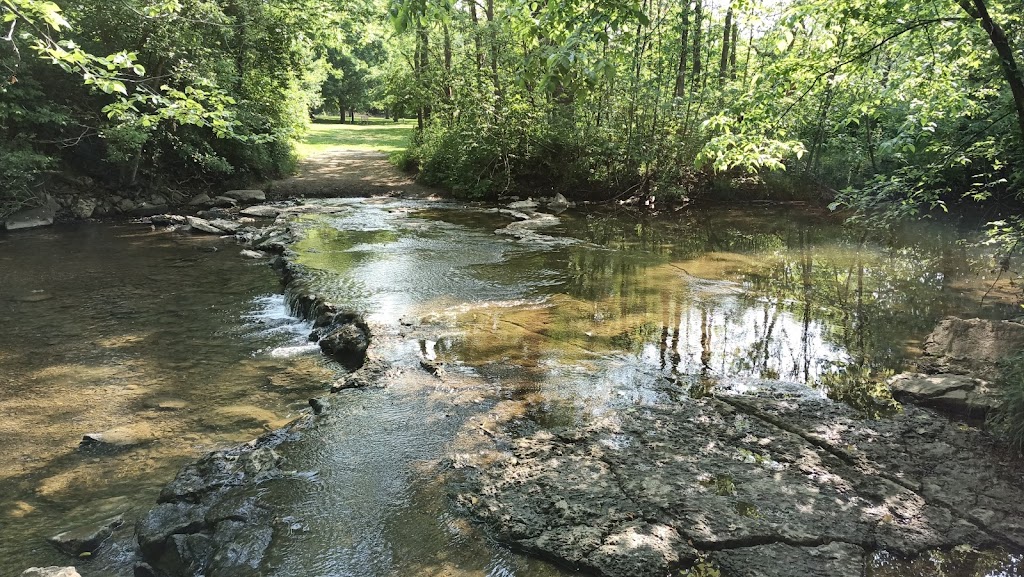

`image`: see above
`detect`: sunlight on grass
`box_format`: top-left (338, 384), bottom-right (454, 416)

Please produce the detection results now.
top-left (294, 120), bottom-right (416, 157)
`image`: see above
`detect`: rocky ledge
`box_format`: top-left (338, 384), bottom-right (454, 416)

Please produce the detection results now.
top-left (454, 389), bottom-right (1024, 577)
top-left (134, 418), bottom-right (314, 577)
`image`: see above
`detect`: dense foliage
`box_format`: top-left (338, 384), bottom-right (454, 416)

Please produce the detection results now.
top-left (1, 0), bottom-right (340, 215)
top-left (378, 0), bottom-right (1023, 209)
top-left (3, 0), bottom-right (1023, 222)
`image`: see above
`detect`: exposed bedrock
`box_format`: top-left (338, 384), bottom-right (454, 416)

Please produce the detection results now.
top-left (455, 394), bottom-right (1024, 576)
top-left (135, 418), bottom-right (313, 576)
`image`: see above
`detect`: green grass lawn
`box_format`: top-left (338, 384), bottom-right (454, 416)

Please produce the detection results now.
top-left (294, 119), bottom-right (416, 157)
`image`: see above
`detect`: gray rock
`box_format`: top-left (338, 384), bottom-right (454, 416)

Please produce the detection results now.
top-left (459, 394), bottom-right (1024, 576)
top-left (330, 356), bottom-right (390, 392)
top-left (186, 216), bottom-right (225, 235)
top-left (889, 373), bottom-right (1000, 418)
top-left (208, 219), bottom-right (241, 234)
top-left (149, 193), bottom-right (170, 206)
top-left (129, 203), bottom-right (169, 217)
top-left (918, 317), bottom-right (1024, 379)
top-left (240, 249), bottom-right (267, 259)
top-left (79, 425), bottom-right (157, 451)
top-left (70, 198), bottom-right (97, 220)
top-left (223, 190), bottom-right (266, 203)
top-left (20, 568), bottom-right (81, 577)
top-left (507, 199), bottom-right (538, 210)
top-left (547, 193), bottom-right (569, 210)
top-left (211, 196), bottom-right (239, 208)
top-left (5, 199), bottom-right (57, 231)
top-left (240, 205), bottom-right (281, 218)
top-left (188, 193), bottom-right (213, 207)
top-left (150, 214), bottom-right (187, 226)
top-left (116, 198), bottom-right (137, 213)
top-left (318, 322), bottom-right (370, 367)
top-left (48, 515), bottom-right (124, 556)
top-left (711, 542), bottom-right (865, 577)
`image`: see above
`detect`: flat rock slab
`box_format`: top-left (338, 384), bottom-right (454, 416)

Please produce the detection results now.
top-left (457, 394), bottom-right (1024, 576)
top-left (48, 515), bottom-right (123, 556)
top-left (223, 189), bottom-right (266, 202)
top-left (186, 216), bottom-right (225, 235)
top-left (889, 373), bottom-right (999, 418)
top-left (5, 204), bottom-right (56, 230)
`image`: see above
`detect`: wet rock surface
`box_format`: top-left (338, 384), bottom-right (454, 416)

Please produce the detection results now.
top-left (136, 419), bottom-right (312, 576)
top-left (21, 568), bottom-right (81, 577)
top-left (48, 515), bottom-right (124, 556)
top-left (456, 390), bottom-right (1024, 576)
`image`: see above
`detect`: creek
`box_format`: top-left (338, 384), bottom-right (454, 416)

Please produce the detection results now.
top-left (0, 200), bottom-right (1020, 576)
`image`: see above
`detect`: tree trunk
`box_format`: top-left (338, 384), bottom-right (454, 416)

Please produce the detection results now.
top-left (719, 6), bottom-right (732, 82)
top-left (691, 0), bottom-right (703, 88)
top-left (485, 0), bottom-right (501, 100)
top-left (673, 1), bottom-right (690, 98)
top-left (469, 0), bottom-right (484, 88)
top-left (958, 0), bottom-right (1024, 144)
top-left (729, 21), bottom-right (738, 79)
top-left (442, 19), bottom-right (453, 103)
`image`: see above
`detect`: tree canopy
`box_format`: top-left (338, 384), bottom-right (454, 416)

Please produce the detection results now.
top-left (2, 0), bottom-right (1023, 231)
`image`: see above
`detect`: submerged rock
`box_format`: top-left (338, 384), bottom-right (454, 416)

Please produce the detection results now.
top-left (48, 515), bottom-right (123, 557)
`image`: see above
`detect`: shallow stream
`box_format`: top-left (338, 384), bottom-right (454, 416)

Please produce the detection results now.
top-left (0, 201), bottom-right (1020, 576)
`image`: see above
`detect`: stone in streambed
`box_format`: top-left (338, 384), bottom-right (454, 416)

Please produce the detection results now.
top-left (186, 216), bottom-right (225, 235)
top-left (223, 190), bottom-right (266, 203)
top-left (240, 205), bottom-right (281, 218)
top-left (21, 568), bottom-right (81, 577)
top-left (188, 193), bottom-right (213, 207)
top-left (240, 249), bottom-right (267, 259)
top-left (318, 323), bottom-right (370, 368)
top-left (47, 514), bottom-right (124, 556)
top-left (79, 424), bottom-right (158, 451)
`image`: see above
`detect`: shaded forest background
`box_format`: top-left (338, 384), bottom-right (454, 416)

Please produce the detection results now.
top-left (2, 0), bottom-right (1023, 233)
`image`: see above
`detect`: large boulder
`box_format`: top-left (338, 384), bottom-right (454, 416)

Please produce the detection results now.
top-left (918, 317), bottom-right (1024, 380)
top-left (4, 196), bottom-right (58, 231)
top-left (70, 197), bottom-right (97, 220)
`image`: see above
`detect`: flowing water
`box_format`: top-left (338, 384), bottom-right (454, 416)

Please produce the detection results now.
top-left (0, 225), bottom-right (330, 576)
top-left (0, 201), bottom-right (1019, 576)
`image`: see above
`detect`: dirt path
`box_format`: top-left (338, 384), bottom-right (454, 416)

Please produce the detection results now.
top-left (267, 149), bottom-right (438, 199)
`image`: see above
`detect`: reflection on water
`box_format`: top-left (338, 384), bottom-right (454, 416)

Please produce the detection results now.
top-left (0, 225), bottom-right (330, 577)
top-left (296, 201), bottom-right (1011, 413)
top-left (283, 199), bottom-right (1019, 577)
